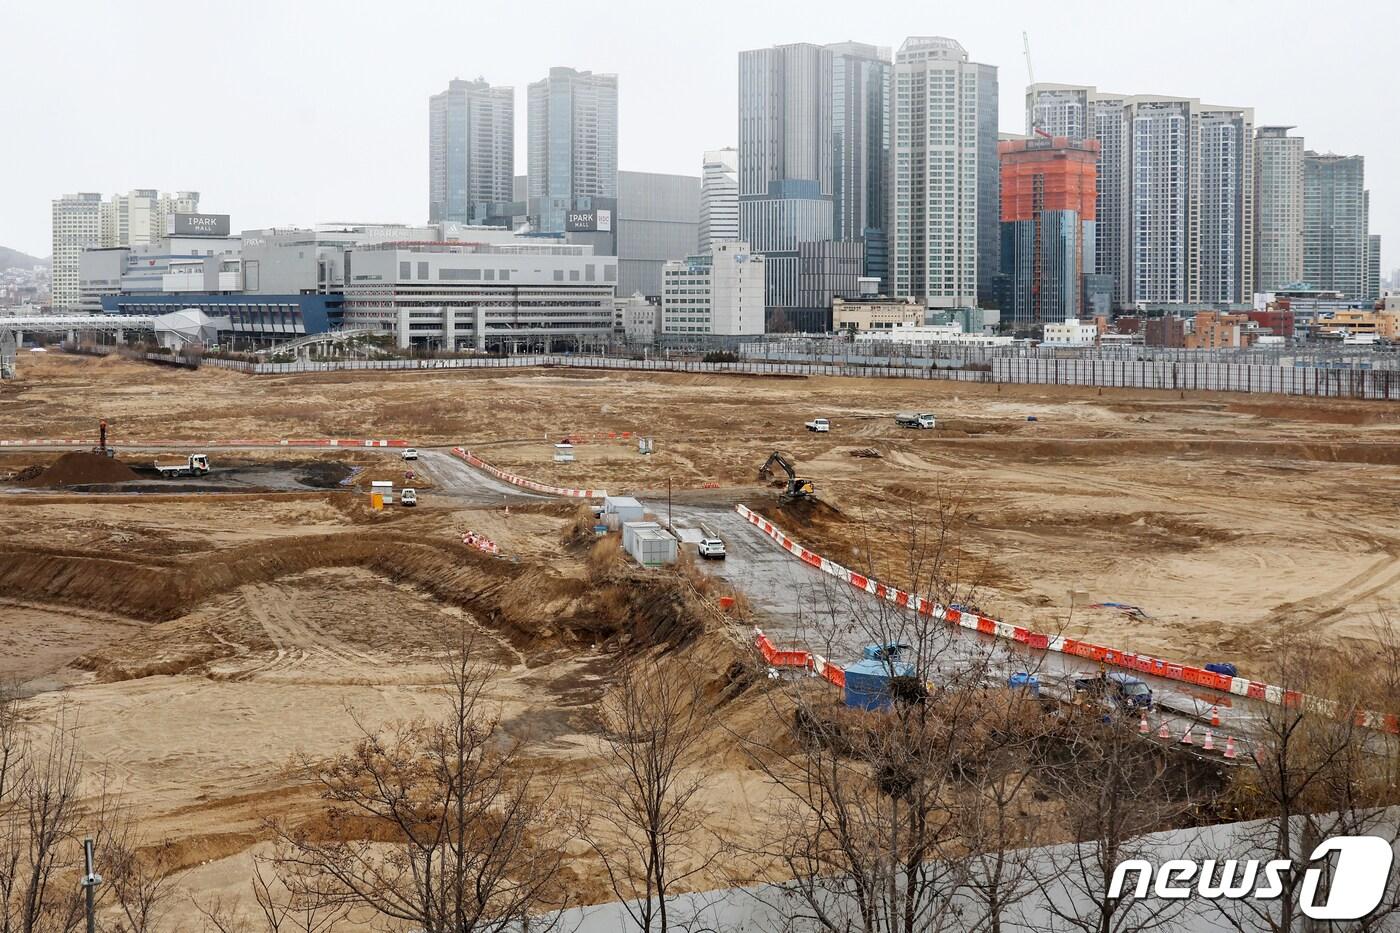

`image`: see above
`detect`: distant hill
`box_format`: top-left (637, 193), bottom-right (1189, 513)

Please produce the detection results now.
top-left (0, 246), bottom-right (49, 271)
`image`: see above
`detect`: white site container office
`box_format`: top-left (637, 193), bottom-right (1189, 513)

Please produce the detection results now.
top-left (622, 521), bottom-right (677, 568)
top-left (604, 496), bottom-right (646, 525)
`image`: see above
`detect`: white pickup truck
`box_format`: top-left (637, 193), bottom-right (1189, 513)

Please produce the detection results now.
top-left (895, 412), bottom-right (937, 429)
top-left (805, 418), bottom-right (831, 433)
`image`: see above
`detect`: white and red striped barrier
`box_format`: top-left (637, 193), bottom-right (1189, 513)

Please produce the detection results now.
top-left (735, 504), bottom-right (1400, 734)
top-left (558, 430), bottom-right (636, 444)
top-left (0, 437), bottom-right (410, 449)
top-left (461, 530), bottom-right (500, 555)
top-left (450, 447), bottom-right (607, 499)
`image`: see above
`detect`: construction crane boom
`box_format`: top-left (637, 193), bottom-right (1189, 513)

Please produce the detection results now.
top-left (1022, 31), bottom-right (1035, 87)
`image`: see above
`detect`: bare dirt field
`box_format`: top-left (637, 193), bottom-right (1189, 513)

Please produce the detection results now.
top-left (3, 350), bottom-right (1400, 923)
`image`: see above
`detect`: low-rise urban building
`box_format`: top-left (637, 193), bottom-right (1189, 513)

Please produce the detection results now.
top-left (342, 241), bottom-right (616, 351)
top-left (661, 242), bottom-right (765, 337)
top-left (1041, 318), bottom-right (1099, 348)
top-left (1314, 309), bottom-right (1400, 342)
top-left (831, 295), bottom-right (923, 332)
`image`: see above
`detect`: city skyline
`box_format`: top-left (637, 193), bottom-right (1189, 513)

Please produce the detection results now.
top-left (2, 0), bottom-right (1393, 278)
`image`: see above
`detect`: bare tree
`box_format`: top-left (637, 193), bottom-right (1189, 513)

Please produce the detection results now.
top-left (741, 496), bottom-right (1041, 933)
top-left (1215, 634), bottom-right (1400, 933)
top-left (268, 624), bottom-right (570, 932)
top-left (582, 653), bottom-right (718, 932)
top-left (102, 819), bottom-right (183, 933)
top-left (1030, 708), bottom-right (1198, 933)
top-left (0, 695), bottom-right (99, 933)
top-left (249, 854), bottom-right (352, 933)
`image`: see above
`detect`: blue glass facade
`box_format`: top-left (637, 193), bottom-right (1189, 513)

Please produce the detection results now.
top-left (101, 293), bottom-right (342, 338)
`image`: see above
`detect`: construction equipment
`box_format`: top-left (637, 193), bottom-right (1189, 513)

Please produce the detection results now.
top-left (758, 451), bottom-right (816, 504)
top-left (153, 454), bottom-right (210, 477)
top-left (91, 419), bottom-right (115, 458)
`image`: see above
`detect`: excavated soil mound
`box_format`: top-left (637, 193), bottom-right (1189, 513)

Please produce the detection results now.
top-left (32, 452), bottom-right (139, 486)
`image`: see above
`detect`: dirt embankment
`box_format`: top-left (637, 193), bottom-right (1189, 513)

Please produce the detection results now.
top-left (0, 525), bottom-right (728, 683)
top-left (30, 451), bottom-right (139, 486)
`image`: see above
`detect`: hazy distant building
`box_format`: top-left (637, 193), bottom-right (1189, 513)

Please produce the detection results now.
top-left (527, 67), bottom-right (619, 233)
top-left (997, 136), bottom-right (1099, 329)
top-left (51, 193), bottom-right (103, 309)
top-left (100, 189), bottom-right (200, 249)
top-left (52, 189), bottom-right (199, 309)
top-left (1367, 234), bottom-right (1382, 304)
top-left (615, 170), bottom-right (700, 299)
top-left (1304, 152), bottom-right (1368, 300)
top-left (827, 41), bottom-right (892, 289)
top-left (699, 148), bottom-right (739, 253)
top-left (428, 78), bottom-right (515, 225)
top-left (1027, 84), bottom-right (1253, 307)
top-left (891, 37), bottom-right (998, 309)
top-left (738, 42), bottom-right (834, 324)
top-left (1253, 126), bottom-right (1305, 293)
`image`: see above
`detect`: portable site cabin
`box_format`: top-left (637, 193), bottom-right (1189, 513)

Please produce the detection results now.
top-left (843, 643), bottom-right (915, 711)
top-left (605, 495), bottom-right (645, 523)
top-left (622, 521), bottom-right (678, 568)
top-left (603, 495), bottom-right (646, 530)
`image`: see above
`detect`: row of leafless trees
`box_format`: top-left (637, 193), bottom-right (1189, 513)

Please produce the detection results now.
top-left (6, 496), bottom-right (1400, 932)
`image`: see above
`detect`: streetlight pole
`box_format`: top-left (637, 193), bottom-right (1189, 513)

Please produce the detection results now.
top-left (80, 836), bottom-right (101, 933)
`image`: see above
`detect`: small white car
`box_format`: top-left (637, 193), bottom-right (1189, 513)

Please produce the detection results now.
top-left (401, 448), bottom-right (419, 461)
top-left (698, 536), bottom-right (727, 560)
top-left (400, 488), bottom-right (418, 507)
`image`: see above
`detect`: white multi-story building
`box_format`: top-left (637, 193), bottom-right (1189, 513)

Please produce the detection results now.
top-left (527, 67), bottom-right (618, 233)
top-left (1027, 84), bottom-right (1254, 308)
top-left (100, 190), bottom-right (200, 248)
top-left (661, 242), bottom-right (765, 336)
top-left (50, 193), bottom-right (102, 309)
top-left (891, 37), bottom-right (998, 309)
top-left (699, 148), bottom-right (739, 254)
top-left (342, 241), bottom-right (616, 351)
top-left (52, 189), bottom-right (202, 309)
top-left (1254, 126), bottom-right (1305, 293)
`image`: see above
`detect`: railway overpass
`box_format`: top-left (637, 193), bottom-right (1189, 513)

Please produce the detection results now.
top-left (0, 308), bottom-right (228, 377)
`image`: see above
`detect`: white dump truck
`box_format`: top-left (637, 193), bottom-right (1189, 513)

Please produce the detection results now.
top-left (895, 412), bottom-right (937, 429)
top-left (153, 454), bottom-right (211, 477)
top-left (805, 417), bottom-right (831, 433)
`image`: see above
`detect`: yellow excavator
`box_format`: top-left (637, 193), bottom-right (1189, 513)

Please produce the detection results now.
top-left (758, 451), bottom-right (815, 504)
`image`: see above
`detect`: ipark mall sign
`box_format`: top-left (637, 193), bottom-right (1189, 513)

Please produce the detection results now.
top-left (169, 213), bottom-right (230, 237)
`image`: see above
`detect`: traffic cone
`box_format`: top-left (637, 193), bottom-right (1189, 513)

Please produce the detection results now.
top-left (1181, 726), bottom-right (1194, 746)
top-left (1210, 706), bottom-right (1221, 727)
top-left (1203, 730), bottom-right (1215, 751)
top-left (1139, 713), bottom-right (1150, 734)
top-left (1224, 736), bottom-right (1238, 759)
top-left (1158, 721), bottom-right (1170, 740)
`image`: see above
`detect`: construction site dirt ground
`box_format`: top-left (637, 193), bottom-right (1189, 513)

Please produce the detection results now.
top-left (4, 350), bottom-right (1400, 921)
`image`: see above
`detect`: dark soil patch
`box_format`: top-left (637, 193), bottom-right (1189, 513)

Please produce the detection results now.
top-left (32, 452), bottom-right (139, 486)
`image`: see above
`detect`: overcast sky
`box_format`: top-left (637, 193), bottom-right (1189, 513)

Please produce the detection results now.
top-left (2, 0), bottom-right (1392, 273)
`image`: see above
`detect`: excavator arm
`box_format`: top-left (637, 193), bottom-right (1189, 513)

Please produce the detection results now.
top-left (758, 451), bottom-right (798, 481)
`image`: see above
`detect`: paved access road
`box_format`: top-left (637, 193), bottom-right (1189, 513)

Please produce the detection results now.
top-left (415, 449), bottom-right (552, 506)
top-left (659, 502), bottom-right (1266, 750)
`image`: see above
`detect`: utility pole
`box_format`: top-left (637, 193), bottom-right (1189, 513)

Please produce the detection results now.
top-left (80, 836), bottom-right (101, 933)
top-left (667, 476), bottom-right (673, 532)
